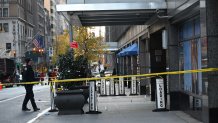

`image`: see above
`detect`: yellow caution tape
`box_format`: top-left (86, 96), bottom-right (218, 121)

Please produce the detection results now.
top-left (0, 77), bottom-right (57, 86)
top-left (0, 81), bottom-right (41, 86)
top-left (0, 68), bottom-right (217, 86)
top-left (52, 68), bottom-right (218, 83)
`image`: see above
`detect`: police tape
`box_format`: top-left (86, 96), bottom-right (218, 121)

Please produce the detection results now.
top-left (0, 77), bottom-right (56, 86)
top-left (0, 81), bottom-right (42, 86)
top-left (52, 68), bottom-right (218, 83)
top-left (0, 68), bottom-right (218, 86)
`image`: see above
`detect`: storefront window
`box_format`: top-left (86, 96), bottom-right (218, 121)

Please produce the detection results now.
top-left (179, 17), bottom-right (204, 112)
top-left (179, 17), bottom-right (202, 95)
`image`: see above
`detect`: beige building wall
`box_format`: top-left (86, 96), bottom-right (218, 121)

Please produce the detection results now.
top-left (44, 0), bottom-right (51, 15)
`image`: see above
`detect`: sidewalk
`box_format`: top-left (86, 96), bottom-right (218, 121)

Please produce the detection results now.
top-left (34, 94), bottom-right (202, 123)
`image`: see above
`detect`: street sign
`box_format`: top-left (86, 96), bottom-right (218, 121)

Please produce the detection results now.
top-left (70, 41), bottom-right (78, 48)
top-left (49, 47), bottom-right (53, 57)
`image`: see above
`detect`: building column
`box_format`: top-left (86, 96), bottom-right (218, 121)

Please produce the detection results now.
top-left (205, 1), bottom-right (218, 123)
top-left (139, 38), bottom-right (147, 94)
top-left (132, 56), bottom-right (137, 74)
top-left (127, 56), bottom-right (131, 74)
top-left (167, 25), bottom-right (182, 110)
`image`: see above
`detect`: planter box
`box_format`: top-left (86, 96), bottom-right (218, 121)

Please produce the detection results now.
top-left (69, 86), bottom-right (89, 103)
top-left (54, 90), bottom-right (85, 115)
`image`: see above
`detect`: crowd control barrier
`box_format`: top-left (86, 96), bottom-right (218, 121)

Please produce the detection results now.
top-left (109, 78), bottom-right (115, 96)
top-left (86, 81), bottom-right (102, 114)
top-left (49, 79), bottom-right (58, 112)
top-left (130, 77), bottom-right (138, 95)
top-left (118, 77), bottom-right (125, 96)
top-left (100, 79), bottom-right (107, 96)
top-left (153, 78), bottom-right (169, 112)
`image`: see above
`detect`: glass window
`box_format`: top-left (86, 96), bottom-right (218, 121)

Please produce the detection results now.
top-left (3, 23), bottom-right (9, 32)
top-left (195, 19), bottom-right (200, 36)
top-left (18, 23), bottom-right (19, 34)
top-left (50, 9), bottom-right (53, 13)
top-left (0, 23), bottom-right (3, 32)
top-left (179, 17), bottom-right (202, 94)
top-left (3, 8), bottom-right (8, 17)
top-left (3, 0), bottom-right (8, 3)
top-left (0, 8), bottom-right (2, 17)
top-left (183, 41), bottom-right (192, 92)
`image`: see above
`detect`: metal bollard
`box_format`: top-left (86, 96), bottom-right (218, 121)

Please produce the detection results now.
top-left (118, 77), bottom-right (126, 96)
top-left (86, 81), bottom-right (101, 114)
top-left (49, 80), bottom-right (58, 112)
top-left (109, 78), bottom-right (115, 96)
top-left (100, 79), bottom-right (107, 96)
top-left (130, 77), bottom-right (138, 95)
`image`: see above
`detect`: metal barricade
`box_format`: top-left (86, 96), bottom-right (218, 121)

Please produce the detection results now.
top-left (109, 78), bottom-right (115, 96)
top-left (49, 79), bottom-right (58, 112)
top-left (86, 81), bottom-right (101, 114)
top-left (118, 77), bottom-right (125, 96)
top-left (130, 77), bottom-right (138, 95)
top-left (100, 79), bottom-right (107, 96)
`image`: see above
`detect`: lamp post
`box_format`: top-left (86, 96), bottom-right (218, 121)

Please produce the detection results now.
top-left (12, 20), bottom-right (18, 76)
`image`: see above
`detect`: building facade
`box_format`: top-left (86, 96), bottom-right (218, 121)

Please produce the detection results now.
top-left (0, 0), bottom-right (34, 65)
top-left (44, 0), bottom-right (67, 62)
top-left (107, 0), bottom-right (218, 122)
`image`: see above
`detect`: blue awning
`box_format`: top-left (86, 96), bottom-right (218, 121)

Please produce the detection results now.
top-left (117, 48), bottom-right (127, 57)
top-left (124, 43), bottom-right (138, 56)
top-left (117, 43), bottom-right (138, 57)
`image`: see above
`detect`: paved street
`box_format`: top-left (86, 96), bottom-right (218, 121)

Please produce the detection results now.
top-left (0, 86), bottom-right (202, 123)
top-left (0, 85), bottom-right (50, 123)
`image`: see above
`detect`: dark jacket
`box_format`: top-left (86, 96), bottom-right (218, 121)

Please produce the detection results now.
top-left (22, 65), bottom-right (36, 82)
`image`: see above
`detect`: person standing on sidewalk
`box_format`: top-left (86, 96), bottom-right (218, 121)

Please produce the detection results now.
top-left (22, 58), bottom-right (40, 111)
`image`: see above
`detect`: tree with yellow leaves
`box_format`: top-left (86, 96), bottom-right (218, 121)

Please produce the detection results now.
top-left (52, 30), bottom-right (70, 64)
top-left (73, 26), bottom-right (107, 62)
top-left (52, 26), bottom-right (107, 77)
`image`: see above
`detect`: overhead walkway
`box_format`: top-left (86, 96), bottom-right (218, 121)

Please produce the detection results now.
top-left (56, 0), bottom-right (167, 26)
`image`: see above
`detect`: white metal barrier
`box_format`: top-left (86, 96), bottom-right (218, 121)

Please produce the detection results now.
top-left (86, 81), bottom-right (101, 114)
top-left (130, 77), bottom-right (138, 95)
top-left (118, 77), bottom-right (125, 96)
top-left (100, 79), bottom-right (107, 96)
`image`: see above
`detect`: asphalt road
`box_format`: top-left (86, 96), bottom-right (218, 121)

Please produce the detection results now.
top-left (0, 85), bottom-right (50, 123)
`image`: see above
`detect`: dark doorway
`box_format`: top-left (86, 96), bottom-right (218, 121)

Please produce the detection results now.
top-left (149, 30), bottom-right (167, 102)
